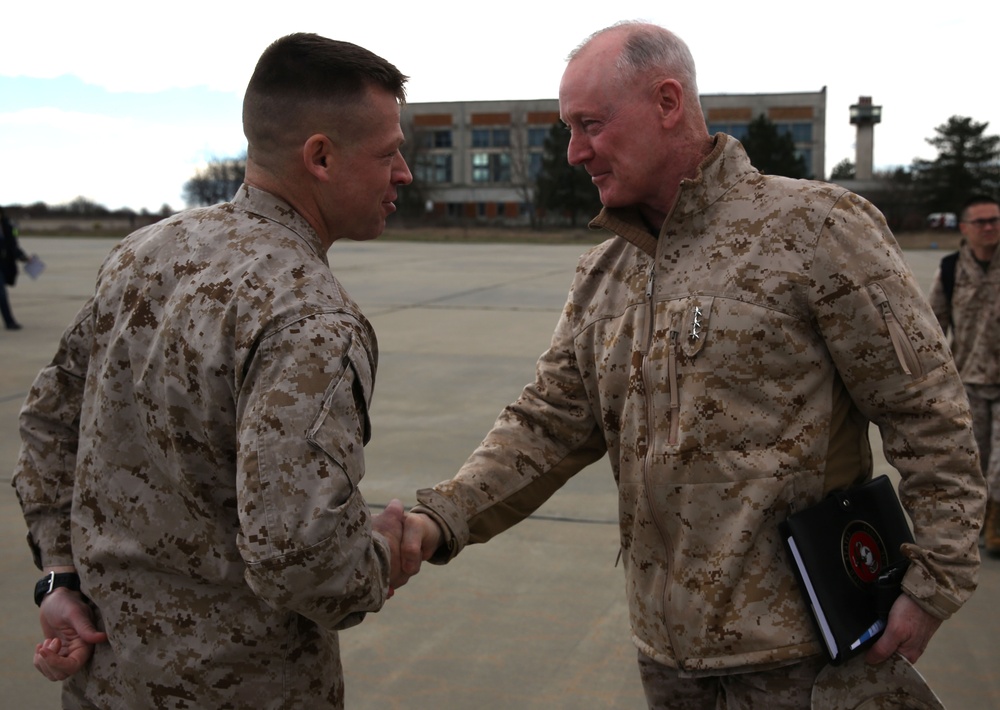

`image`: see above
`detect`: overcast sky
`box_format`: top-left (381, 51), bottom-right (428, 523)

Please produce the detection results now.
top-left (1, 0), bottom-right (994, 213)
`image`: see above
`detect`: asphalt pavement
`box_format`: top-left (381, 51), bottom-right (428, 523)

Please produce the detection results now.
top-left (0, 236), bottom-right (996, 709)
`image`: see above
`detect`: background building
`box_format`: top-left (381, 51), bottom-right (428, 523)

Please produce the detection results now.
top-left (703, 88), bottom-right (826, 179)
top-left (401, 88), bottom-right (826, 225)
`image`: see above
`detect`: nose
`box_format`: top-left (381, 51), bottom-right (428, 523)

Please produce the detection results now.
top-left (393, 152), bottom-right (413, 186)
top-left (566, 130), bottom-right (592, 167)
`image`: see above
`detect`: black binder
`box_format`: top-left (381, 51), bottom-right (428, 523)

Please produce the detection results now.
top-left (780, 476), bottom-right (914, 663)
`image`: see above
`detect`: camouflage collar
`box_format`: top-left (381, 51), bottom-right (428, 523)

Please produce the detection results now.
top-left (231, 183), bottom-right (325, 258)
top-left (590, 133), bottom-right (755, 257)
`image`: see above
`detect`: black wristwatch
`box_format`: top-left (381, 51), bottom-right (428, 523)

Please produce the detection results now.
top-left (34, 571), bottom-right (81, 606)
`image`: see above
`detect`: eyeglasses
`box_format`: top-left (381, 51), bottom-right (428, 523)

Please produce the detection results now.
top-left (963, 216), bottom-right (1000, 228)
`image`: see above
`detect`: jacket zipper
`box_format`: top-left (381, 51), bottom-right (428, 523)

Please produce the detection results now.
top-left (640, 263), bottom-right (680, 658)
top-left (641, 265), bottom-right (656, 468)
top-left (667, 330), bottom-right (680, 445)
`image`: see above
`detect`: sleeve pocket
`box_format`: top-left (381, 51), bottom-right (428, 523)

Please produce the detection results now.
top-left (866, 281), bottom-right (924, 378)
top-left (305, 350), bottom-right (373, 494)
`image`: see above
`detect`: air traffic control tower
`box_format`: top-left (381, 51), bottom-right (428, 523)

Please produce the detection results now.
top-left (850, 96), bottom-right (882, 180)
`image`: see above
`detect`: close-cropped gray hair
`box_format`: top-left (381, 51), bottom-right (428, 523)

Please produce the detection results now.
top-left (569, 21), bottom-right (699, 99)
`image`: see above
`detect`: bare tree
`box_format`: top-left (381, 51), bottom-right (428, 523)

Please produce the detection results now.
top-left (396, 118), bottom-right (438, 223)
top-left (507, 113), bottom-right (540, 228)
top-left (183, 154), bottom-right (247, 207)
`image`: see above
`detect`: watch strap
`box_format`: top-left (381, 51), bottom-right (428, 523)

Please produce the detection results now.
top-left (34, 571), bottom-right (81, 606)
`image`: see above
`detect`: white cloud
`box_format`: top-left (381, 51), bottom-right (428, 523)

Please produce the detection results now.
top-left (0, 106), bottom-right (244, 211)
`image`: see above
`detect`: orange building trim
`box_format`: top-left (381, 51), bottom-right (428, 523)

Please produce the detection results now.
top-left (471, 113), bottom-right (512, 125)
top-left (527, 111), bottom-right (560, 125)
top-left (768, 106), bottom-right (814, 120)
top-left (705, 107), bottom-right (752, 121)
top-left (413, 114), bottom-right (452, 127)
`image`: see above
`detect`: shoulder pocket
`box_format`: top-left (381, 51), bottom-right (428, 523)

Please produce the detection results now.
top-left (305, 339), bottom-right (374, 491)
top-left (866, 282), bottom-right (923, 377)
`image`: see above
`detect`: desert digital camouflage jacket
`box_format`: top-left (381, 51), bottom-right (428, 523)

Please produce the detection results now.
top-left (13, 185), bottom-right (391, 708)
top-left (927, 240), bottom-right (1000, 385)
top-left (416, 135), bottom-right (985, 672)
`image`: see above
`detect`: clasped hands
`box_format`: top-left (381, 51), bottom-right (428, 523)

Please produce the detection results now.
top-left (372, 499), bottom-right (442, 595)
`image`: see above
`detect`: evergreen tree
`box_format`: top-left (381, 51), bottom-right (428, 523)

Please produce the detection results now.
top-left (535, 122), bottom-right (602, 227)
top-left (739, 114), bottom-right (809, 179)
top-left (830, 158), bottom-right (856, 180)
top-left (911, 116), bottom-right (1000, 213)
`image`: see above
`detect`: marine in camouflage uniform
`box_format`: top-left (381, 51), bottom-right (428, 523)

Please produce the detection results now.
top-left (406, 22), bottom-right (986, 707)
top-left (14, 186), bottom-right (391, 708)
top-left (13, 33), bottom-right (412, 709)
top-left (927, 195), bottom-right (1000, 554)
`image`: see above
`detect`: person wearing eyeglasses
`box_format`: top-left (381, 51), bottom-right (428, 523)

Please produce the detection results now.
top-left (929, 194), bottom-right (1000, 554)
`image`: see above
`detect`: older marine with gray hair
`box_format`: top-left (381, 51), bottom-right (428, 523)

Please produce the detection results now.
top-left (401, 20), bottom-right (986, 708)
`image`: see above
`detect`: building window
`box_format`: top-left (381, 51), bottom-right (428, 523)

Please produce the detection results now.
top-left (472, 152), bottom-right (511, 183)
top-left (415, 154), bottom-right (452, 184)
top-left (708, 122), bottom-right (749, 141)
top-left (529, 152), bottom-right (544, 181)
top-left (472, 153), bottom-right (490, 182)
top-left (528, 127), bottom-right (549, 147)
top-left (418, 129), bottom-right (452, 149)
top-left (472, 128), bottom-right (510, 148)
top-left (783, 122), bottom-right (813, 143)
top-left (472, 129), bottom-right (489, 148)
top-left (433, 130), bottom-right (452, 148)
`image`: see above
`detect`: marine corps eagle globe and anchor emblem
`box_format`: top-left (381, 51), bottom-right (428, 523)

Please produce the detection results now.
top-left (841, 519), bottom-right (888, 587)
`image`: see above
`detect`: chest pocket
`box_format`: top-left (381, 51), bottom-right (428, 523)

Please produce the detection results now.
top-left (679, 296), bottom-right (714, 359)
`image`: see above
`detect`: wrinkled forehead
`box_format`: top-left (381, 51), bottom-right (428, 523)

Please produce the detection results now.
top-left (559, 52), bottom-right (622, 116)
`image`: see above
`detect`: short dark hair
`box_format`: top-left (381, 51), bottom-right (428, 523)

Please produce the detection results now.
top-left (243, 33), bottom-right (408, 158)
top-left (961, 194), bottom-right (1000, 220)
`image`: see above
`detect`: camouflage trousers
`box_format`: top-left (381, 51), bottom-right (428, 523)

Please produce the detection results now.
top-left (637, 652), bottom-right (827, 710)
top-left (965, 384), bottom-right (1000, 502)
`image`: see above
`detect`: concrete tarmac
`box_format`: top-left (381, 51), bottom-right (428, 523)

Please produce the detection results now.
top-left (1, 236), bottom-right (997, 709)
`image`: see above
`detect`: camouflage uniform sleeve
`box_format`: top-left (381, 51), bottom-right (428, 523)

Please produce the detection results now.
top-left (414, 303), bottom-right (607, 563)
top-left (12, 299), bottom-right (94, 570)
top-left (237, 313), bottom-right (391, 630)
top-left (926, 268), bottom-right (951, 337)
top-left (810, 192), bottom-right (985, 620)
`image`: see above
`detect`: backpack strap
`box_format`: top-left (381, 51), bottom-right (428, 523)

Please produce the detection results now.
top-left (940, 251), bottom-right (959, 308)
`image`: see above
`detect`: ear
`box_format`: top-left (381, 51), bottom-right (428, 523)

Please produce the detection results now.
top-left (655, 79), bottom-right (684, 129)
top-left (302, 133), bottom-right (334, 182)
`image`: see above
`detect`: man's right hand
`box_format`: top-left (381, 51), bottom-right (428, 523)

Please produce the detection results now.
top-left (34, 588), bottom-right (108, 681)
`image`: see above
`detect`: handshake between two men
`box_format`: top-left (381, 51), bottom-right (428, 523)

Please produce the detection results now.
top-left (371, 501), bottom-right (443, 595)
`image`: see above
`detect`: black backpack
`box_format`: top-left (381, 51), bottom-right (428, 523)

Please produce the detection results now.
top-left (940, 251), bottom-right (959, 308)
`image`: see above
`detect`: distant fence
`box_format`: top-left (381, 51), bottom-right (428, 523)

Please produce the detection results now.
top-left (15, 214), bottom-right (166, 235)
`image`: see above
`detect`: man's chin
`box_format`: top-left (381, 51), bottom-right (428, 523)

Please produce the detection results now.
top-left (597, 190), bottom-right (625, 209)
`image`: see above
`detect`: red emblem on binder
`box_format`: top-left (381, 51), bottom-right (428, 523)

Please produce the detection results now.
top-left (841, 521), bottom-right (886, 586)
